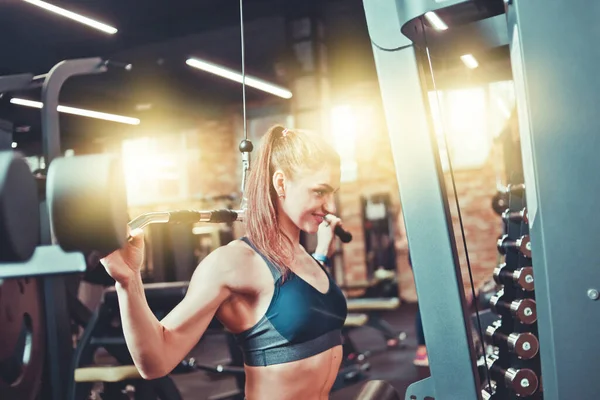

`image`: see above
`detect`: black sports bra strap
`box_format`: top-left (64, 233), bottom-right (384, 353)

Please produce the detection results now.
top-left (240, 237), bottom-right (282, 281)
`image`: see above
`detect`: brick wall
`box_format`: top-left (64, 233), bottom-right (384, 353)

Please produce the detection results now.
top-left (126, 118), bottom-right (239, 218)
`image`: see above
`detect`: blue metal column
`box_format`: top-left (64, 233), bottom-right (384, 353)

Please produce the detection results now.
top-left (507, 1), bottom-right (600, 399)
top-left (362, 1), bottom-right (480, 399)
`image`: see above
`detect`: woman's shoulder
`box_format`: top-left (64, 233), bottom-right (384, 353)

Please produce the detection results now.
top-left (201, 239), bottom-right (254, 265)
top-left (199, 239), bottom-right (267, 289)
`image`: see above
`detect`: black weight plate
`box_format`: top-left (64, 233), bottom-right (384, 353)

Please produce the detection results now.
top-left (0, 151), bottom-right (40, 262)
top-left (0, 278), bottom-right (45, 400)
top-left (47, 154), bottom-right (129, 255)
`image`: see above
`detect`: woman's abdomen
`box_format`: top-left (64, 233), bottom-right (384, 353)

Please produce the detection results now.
top-left (244, 345), bottom-right (343, 400)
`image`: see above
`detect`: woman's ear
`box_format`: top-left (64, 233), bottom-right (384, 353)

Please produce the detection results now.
top-left (272, 169), bottom-right (287, 197)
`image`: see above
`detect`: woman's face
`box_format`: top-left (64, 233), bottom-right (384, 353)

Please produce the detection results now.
top-left (274, 165), bottom-right (341, 234)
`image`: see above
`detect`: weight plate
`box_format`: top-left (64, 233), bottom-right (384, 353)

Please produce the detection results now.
top-left (0, 151), bottom-right (40, 262)
top-left (47, 154), bottom-right (128, 256)
top-left (0, 278), bottom-right (45, 400)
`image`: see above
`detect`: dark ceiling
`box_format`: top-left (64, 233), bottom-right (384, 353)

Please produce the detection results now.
top-left (1, 0), bottom-right (511, 154)
top-left (1, 0), bottom-right (382, 152)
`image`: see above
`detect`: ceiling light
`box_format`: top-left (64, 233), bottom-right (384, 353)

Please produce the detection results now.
top-left (186, 58), bottom-right (293, 99)
top-left (21, 0), bottom-right (117, 34)
top-left (460, 54), bottom-right (479, 69)
top-left (424, 11), bottom-right (448, 31)
top-left (10, 98), bottom-right (140, 125)
top-left (11, 142), bottom-right (17, 149)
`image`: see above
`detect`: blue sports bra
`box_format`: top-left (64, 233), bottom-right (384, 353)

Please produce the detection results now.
top-left (233, 237), bottom-right (348, 367)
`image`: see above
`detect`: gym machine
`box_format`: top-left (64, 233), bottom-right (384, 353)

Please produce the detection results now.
top-left (0, 59), bottom-right (118, 400)
top-left (0, 59), bottom-right (240, 400)
top-left (0, 58), bottom-right (207, 400)
top-left (363, 0), bottom-right (600, 399)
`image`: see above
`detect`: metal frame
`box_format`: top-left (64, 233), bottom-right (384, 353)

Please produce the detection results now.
top-left (40, 58), bottom-right (107, 165)
top-left (38, 58), bottom-right (108, 400)
top-left (0, 58), bottom-right (111, 400)
top-left (362, 1), bottom-right (481, 399)
top-left (506, 1), bottom-right (600, 399)
top-left (0, 246), bottom-right (86, 279)
top-left (364, 0), bottom-right (600, 399)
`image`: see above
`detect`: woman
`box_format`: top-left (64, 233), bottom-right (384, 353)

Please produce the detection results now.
top-left (101, 125), bottom-right (348, 400)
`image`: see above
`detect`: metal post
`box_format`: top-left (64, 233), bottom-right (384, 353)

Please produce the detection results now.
top-left (362, 1), bottom-right (480, 399)
top-left (507, 1), bottom-right (600, 399)
top-left (39, 57), bottom-right (107, 400)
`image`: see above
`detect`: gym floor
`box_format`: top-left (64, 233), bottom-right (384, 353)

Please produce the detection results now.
top-left (169, 303), bottom-right (426, 399)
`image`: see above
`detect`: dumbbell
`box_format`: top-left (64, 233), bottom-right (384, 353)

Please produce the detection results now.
top-left (502, 207), bottom-right (528, 225)
top-left (485, 355), bottom-right (539, 397)
top-left (497, 234), bottom-right (531, 258)
top-left (490, 289), bottom-right (537, 325)
top-left (493, 264), bottom-right (534, 292)
top-left (485, 323), bottom-right (539, 360)
top-left (0, 151), bottom-right (40, 263)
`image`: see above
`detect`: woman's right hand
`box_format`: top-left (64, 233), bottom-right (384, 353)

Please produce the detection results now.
top-left (100, 228), bottom-right (145, 285)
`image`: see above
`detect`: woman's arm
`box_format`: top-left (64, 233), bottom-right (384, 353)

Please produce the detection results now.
top-left (115, 245), bottom-right (245, 379)
top-left (313, 215), bottom-right (343, 264)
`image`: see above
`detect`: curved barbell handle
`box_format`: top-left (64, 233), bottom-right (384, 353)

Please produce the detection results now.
top-left (127, 209), bottom-right (244, 240)
top-left (127, 209), bottom-right (352, 243)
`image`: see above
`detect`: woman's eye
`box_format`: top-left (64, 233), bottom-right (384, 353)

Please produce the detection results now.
top-left (314, 190), bottom-right (326, 197)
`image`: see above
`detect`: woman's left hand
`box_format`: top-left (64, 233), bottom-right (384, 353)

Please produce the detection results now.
top-left (315, 215), bottom-right (342, 258)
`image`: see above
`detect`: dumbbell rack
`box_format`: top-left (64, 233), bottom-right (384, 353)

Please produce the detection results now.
top-left (481, 184), bottom-right (543, 399)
